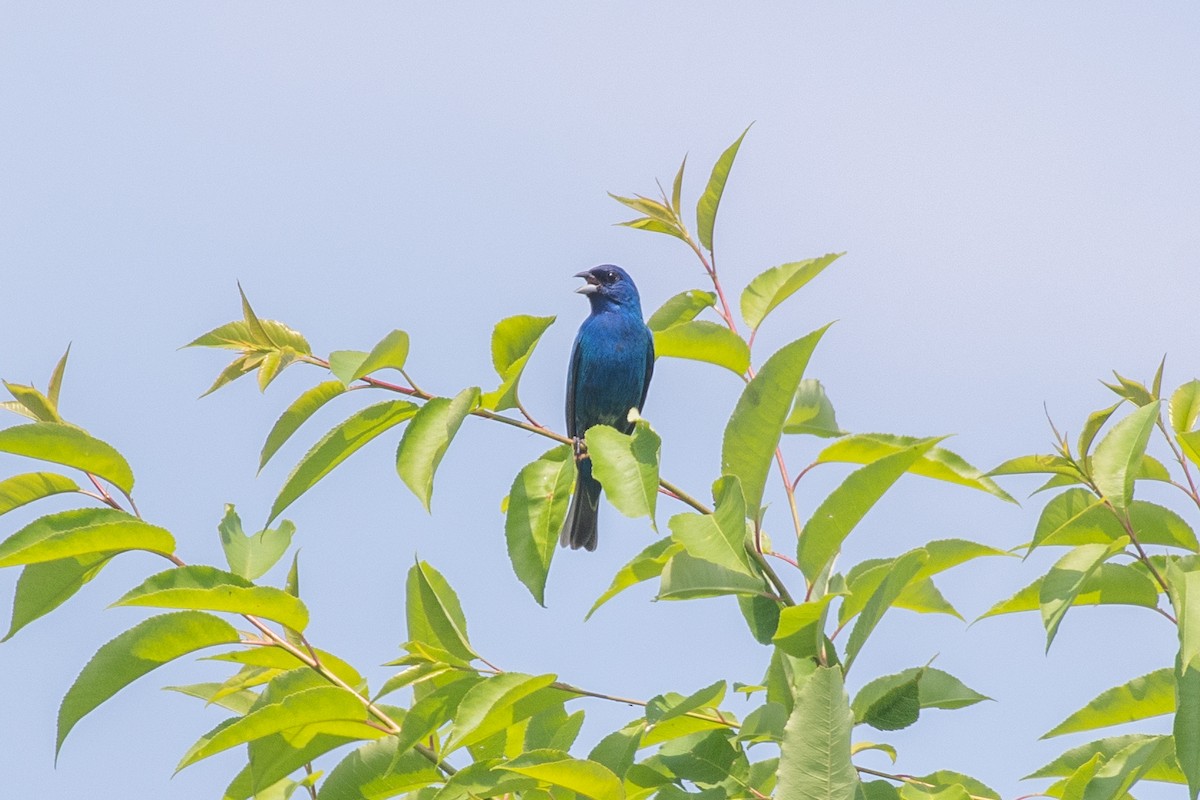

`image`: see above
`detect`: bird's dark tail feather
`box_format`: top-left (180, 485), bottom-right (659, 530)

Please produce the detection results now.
top-left (561, 458), bottom-right (601, 551)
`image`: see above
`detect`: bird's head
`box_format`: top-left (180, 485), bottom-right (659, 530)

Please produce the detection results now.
top-left (574, 265), bottom-right (643, 313)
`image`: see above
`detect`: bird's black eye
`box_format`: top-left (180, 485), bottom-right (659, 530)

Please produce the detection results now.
top-left (606, 270), bottom-right (617, 283)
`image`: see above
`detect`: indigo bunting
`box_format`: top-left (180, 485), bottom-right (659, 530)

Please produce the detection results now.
top-left (561, 265), bottom-right (655, 551)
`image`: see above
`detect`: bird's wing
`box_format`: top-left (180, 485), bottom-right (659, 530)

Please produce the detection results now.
top-left (565, 332), bottom-right (584, 438)
top-left (638, 326), bottom-right (655, 413)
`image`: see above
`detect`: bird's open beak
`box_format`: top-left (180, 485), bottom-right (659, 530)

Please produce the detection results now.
top-left (574, 271), bottom-right (600, 295)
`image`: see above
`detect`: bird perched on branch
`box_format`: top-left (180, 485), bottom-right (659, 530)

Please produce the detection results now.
top-left (561, 265), bottom-right (655, 551)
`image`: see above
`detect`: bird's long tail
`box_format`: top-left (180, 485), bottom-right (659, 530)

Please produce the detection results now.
top-left (561, 456), bottom-right (601, 551)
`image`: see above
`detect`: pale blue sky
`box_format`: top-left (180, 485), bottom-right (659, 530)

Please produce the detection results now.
top-left (2, 4), bottom-right (1198, 798)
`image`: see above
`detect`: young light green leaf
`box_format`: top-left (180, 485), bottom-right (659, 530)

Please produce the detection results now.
top-left (4, 553), bottom-right (111, 641)
top-left (481, 315), bottom-right (556, 411)
top-left (259, 380), bottom-right (348, 470)
top-left (910, 773), bottom-right (999, 800)
top-left (163, 682), bottom-right (259, 715)
top-left (0, 471), bottom-right (79, 517)
top-left (1058, 754), bottom-right (1105, 800)
top-left (586, 420), bottom-right (660, 526)
top-left (979, 563), bottom-right (1159, 619)
top-left (658, 551), bottom-right (768, 601)
top-left (269, 399), bottom-right (418, 523)
top-left (587, 537), bottom-right (682, 619)
top-left (815, 434), bottom-right (1014, 503)
top-left (1176, 653), bottom-right (1200, 800)
top-left (987, 453), bottom-right (1082, 479)
top-left (646, 680), bottom-right (726, 724)
top-left (773, 595), bottom-right (839, 660)
top-left (353, 329), bottom-right (411, 380)
top-left (4, 382), bottom-right (62, 422)
top-left (741, 253), bottom-right (844, 333)
top-left (328, 350), bottom-right (369, 385)
top-left (318, 737), bottom-right (442, 800)
top-left (696, 125), bottom-right (751, 252)
top-left (797, 438), bottom-right (941, 581)
top-left (783, 379), bottom-right (844, 438)
top-left (396, 387), bottom-right (479, 512)
top-left (1078, 402), bottom-right (1122, 459)
top-left (1042, 669), bottom-right (1174, 738)
top-left (1103, 372), bottom-right (1155, 407)
top-left (499, 756), bottom-right (624, 800)
top-left (406, 560), bottom-right (478, 666)
top-left (617, 216), bottom-right (687, 241)
top-left (844, 549), bottom-right (928, 671)
top-left (200, 354), bottom-right (259, 396)
top-left (653, 321), bottom-right (751, 376)
top-left (777, 665), bottom-right (858, 800)
top-left (1074, 735), bottom-right (1174, 800)
top-left (177, 685), bottom-right (370, 770)
top-left (668, 476), bottom-right (754, 576)
top-left (1041, 539), bottom-right (1130, 650)
top-left (647, 290), bottom-right (717, 333)
top-left (1025, 734), bottom-right (1185, 783)
top-left (0, 508), bottom-right (174, 567)
top-left (43, 344), bottom-right (70, 410)
top-left (217, 504), bottom-right (295, 580)
top-left (114, 565), bottom-right (309, 632)
top-left (723, 326), bottom-right (830, 514)
top-left (186, 320), bottom-right (259, 351)
top-left (1032, 490), bottom-right (1198, 551)
top-left (57, 611), bottom-right (239, 753)
top-left (1171, 380), bottom-right (1200, 433)
top-left (208, 646), bottom-right (364, 693)
top-left (1090, 401), bottom-right (1160, 511)
top-left (0, 422), bottom-right (134, 494)
top-left (444, 673), bottom-right (563, 752)
top-left (506, 445), bottom-right (574, 606)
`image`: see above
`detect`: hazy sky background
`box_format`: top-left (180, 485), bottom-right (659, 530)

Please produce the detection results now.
top-left (2, 4), bottom-right (1198, 798)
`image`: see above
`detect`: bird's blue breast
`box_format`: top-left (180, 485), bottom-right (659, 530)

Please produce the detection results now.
top-left (568, 309), bottom-right (652, 436)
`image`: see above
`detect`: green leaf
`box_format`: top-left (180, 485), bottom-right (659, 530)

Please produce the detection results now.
top-left (200, 354), bottom-right (259, 396)
top-left (647, 290), bottom-right (717, 333)
top-left (1078, 402), bottom-right (1123, 459)
top-left (857, 670), bottom-right (921, 732)
top-left (797, 437), bottom-right (941, 581)
top-left (646, 680), bottom-right (726, 724)
top-left (5, 382), bottom-right (62, 422)
top-left (738, 702), bottom-right (788, 745)
top-left (1041, 540), bottom-right (1131, 650)
top-left (589, 724), bottom-right (643, 778)
top-left (499, 756), bottom-right (624, 800)
top-left (722, 326), bottom-right (830, 514)
top-left (329, 350), bottom-right (369, 385)
top-left (910, 773), bottom-right (999, 800)
top-left (4, 553), bottom-right (111, 641)
top-left (1026, 734), bottom-right (1185, 783)
top-left (815, 434), bottom-right (1014, 503)
top-left (269, 399), bottom-right (419, 523)
top-left (1176, 653), bottom-right (1200, 800)
top-left (669, 476), bottom-right (755, 576)
top-left (980, 563), bottom-right (1159, 618)
top-left (217, 504), bottom-right (295, 580)
top-left (445, 673), bottom-right (564, 752)
top-left (653, 321), bottom-right (750, 375)
top-left (741, 253), bottom-right (843, 332)
top-left (259, 380), bottom-right (348, 470)
top-left (852, 667), bottom-right (989, 727)
top-left (988, 453), bottom-right (1082, 479)
top-left (1171, 380), bottom-right (1200, 433)
top-left (178, 686), bottom-right (370, 769)
top-left (696, 125), bottom-right (751, 252)
top-left (0, 508), bottom-right (174, 567)
top-left (114, 565), bottom-right (310, 631)
top-left (658, 551), bottom-right (768, 601)
top-left (740, 594), bottom-right (783, 644)
top-left (164, 682), bottom-right (258, 715)
top-left (1032, 489), bottom-right (1199, 551)
top-left (57, 611), bottom-right (239, 753)
top-left (208, 646), bottom-right (365, 693)
top-left (1043, 669), bottom-right (1174, 738)
top-left (586, 420), bottom-right (660, 526)
top-left (0, 471), bottom-right (79, 516)
top-left (47, 344), bottom-right (70, 409)
top-left (1075, 735), bottom-right (1174, 799)
top-left (1090, 401), bottom-right (1160, 511)
top-left (353, 329), bottom-right (411, 380)
top-left (587, 537), bottom-right (682, 619)
top-left (406, 560), bottom-right (478, 666)
top-left (617, 216), bottom-right (686, 240)
top-left (777, 665), bottom-right (858, 800)
top-left (318, 738), bottom-right (443, 800)
top-left (481, 315), bottom-right (556, 411)
top-left (844, 549), bottom-right (928, 671)
top-left (1182, 430), bottom-right (1200, 469)
top-left (772, 594), bottom-right (839, 660)
top-left (0, 422), bottom-right (134, 494)
top-left (186, 320), bottom-right (259, 351)
top-left (783, 379), bottom-right (844, 438)
top-left (505, 445), bottom-right (574, 606)
top-left (1058, 754), bottom-right (1105, 800)
top-left (397, 388), bottom-right (479, 512)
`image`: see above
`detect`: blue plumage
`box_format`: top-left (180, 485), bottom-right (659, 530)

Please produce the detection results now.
top-left (561, 265), bottom-right (655, 551)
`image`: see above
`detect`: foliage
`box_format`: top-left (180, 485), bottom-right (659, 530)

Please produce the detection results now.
top-left (4, 131), bottom-right (1182, 800)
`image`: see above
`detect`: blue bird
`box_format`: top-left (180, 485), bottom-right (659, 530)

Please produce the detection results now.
top-left (561, 265), bottom-right (655, 551)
